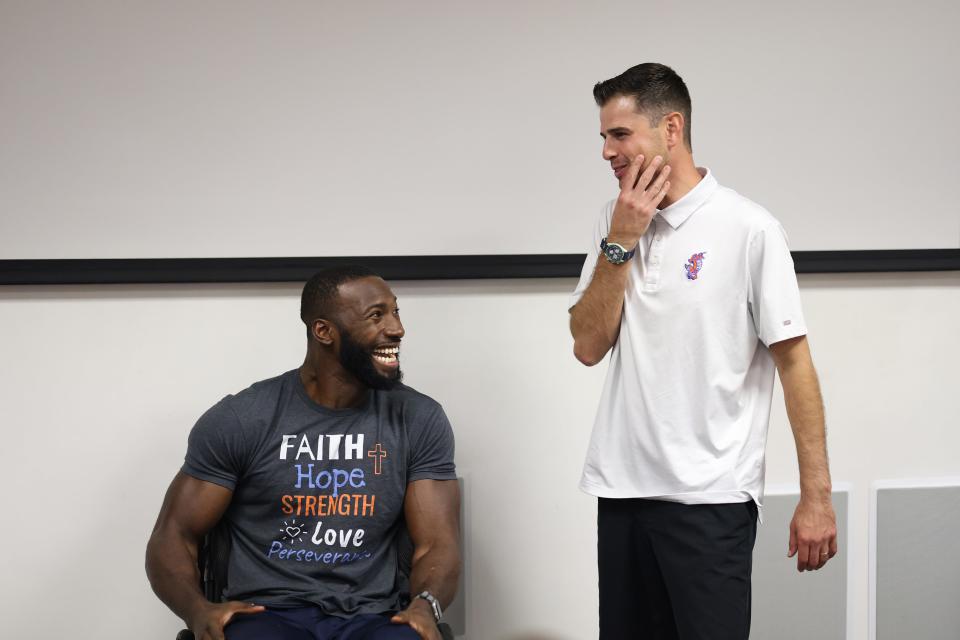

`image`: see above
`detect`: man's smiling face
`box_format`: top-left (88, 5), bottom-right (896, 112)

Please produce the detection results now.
top-left (333, 276), bottom-right (405, 390)
top-left (599, 94), bottom-right (669, 188)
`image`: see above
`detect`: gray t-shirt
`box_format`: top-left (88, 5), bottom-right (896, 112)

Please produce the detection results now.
top-left (182, 369), bottom-right (456, 616)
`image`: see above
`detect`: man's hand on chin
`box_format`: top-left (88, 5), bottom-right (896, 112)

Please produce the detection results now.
top-left (391, 598), bottom-right (442, 640)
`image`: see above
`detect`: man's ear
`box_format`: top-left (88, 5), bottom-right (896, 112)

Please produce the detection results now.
top-left (310, 318), bottom-right (338, 346)
top-left (662, 111), bottom-right (685, 150)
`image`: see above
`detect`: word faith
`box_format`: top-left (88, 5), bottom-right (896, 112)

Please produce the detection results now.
top-left (280, 434), bottom-right (365, 461)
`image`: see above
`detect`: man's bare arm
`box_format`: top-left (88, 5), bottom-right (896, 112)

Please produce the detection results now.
top-left (570, 155), bottom-right (670, 366)
top-left (769, 335), bottom-right (838, 572)
top-left (391, 479), bottom-right (461, 640)
top-left (569, 257), bottom-right (632, 366)
top-left (146, 472), bottom-right (264, 640)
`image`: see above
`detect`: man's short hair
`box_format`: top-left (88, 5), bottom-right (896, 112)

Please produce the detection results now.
top-left (300, 265), bottom-right (380, 325)
top-left (593, 63), bottom-right (693, 151)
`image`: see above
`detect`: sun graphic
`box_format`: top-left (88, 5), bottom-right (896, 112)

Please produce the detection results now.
top-left (280, 518), bottom-right (307, 545)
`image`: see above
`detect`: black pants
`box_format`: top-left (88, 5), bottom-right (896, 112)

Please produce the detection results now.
top-left (225, 607), bottom-right (419, 640)
top-left (598, 498), bottom-right (758, 640)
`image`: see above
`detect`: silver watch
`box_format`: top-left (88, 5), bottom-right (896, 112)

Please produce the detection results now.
top-left (414, 590), bottom-right (443, 623)
top-left (600, 237), bottom-right (637, 265)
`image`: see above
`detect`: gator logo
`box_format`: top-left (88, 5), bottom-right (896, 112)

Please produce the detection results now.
top-left (684, 252), bottom-right (706, 280)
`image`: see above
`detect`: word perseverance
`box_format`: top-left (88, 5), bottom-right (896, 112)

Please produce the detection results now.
top-left (281, 493), bottom-right (377, 517)
top-left (267, 541), bottom-right (371, 564)
top-left (279, 434), bottom-right (365, 461)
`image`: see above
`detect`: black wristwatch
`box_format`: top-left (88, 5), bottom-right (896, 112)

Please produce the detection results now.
top-left (414, 590), bottom-right (443, 623)
top-left (600, 237), bottom-right (637, 265)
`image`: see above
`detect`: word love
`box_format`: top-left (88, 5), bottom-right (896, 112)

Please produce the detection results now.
top-left (311, 521), bottom-right (365, 547)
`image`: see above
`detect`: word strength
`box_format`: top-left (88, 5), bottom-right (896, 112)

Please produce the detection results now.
top-left (281, 493), bottom-right (376, 517)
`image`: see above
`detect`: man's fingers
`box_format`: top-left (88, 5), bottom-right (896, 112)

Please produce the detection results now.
top-left (787, 528), bottom-right (798, 558)
top-left (821, 532), bottom-right (839, 567)
top-left (807, 543), bottom-right (821, 570)
top-left (216, 602), bottom-right (265, 633)
top-left (633, 155), bottom-right (663, 191)
top-left (236, 603), bottom-right (266, 614)
top-left (797, 542), bottom-right (811, 571)
top-left (224, 602), bottom-right (264, 623)
top-left (818, 546), bottom-right (831, 569)
top-left (646, 164), bottom-right (672, 199)
top-left (807, 544), bottom-right (820, 570)
top-left (622, 155), bottom-right (644, 193)
top-left (652, 181), bottom-right (671, 208)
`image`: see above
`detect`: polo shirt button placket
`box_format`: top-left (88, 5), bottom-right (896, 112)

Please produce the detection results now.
top-left (644, 223), bottom-right (663, 291)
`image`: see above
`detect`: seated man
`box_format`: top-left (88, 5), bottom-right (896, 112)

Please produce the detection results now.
top-left (146, 266), bottom-right (460, 640)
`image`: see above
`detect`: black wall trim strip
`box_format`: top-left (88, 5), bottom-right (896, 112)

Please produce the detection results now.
top-left (1, 249), bottom-right (957, 285)
top-left (793, 249), bottom-right (960, 273)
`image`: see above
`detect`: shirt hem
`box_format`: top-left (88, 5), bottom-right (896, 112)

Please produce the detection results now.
top-left (763, 324), bottom-right (808, 347)
top-left (407, 471), bottom-right (458, 483)
top-left (579, 480), bottom-right (754, 504)
top-left (580, 480), bottom-right (766, 522)
top-left (229, 593), bottom-right (403, 618)
top-left (180, 465), bottom-right (237, 492)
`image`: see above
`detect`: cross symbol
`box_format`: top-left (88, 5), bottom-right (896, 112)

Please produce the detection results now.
top-left (367, 443), bottom-right (388, 475)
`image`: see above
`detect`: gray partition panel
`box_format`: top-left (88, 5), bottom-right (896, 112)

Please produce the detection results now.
top-left (751, 492), bottom-right (848, 640)
top-left (876, 486), bottom-right (960, 640)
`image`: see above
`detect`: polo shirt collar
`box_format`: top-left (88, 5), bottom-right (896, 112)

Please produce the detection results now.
top-left (657, 167), bottom-right (717, 230)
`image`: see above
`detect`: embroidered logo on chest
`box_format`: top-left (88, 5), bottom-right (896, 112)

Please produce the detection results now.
top-left (684, 252), bottom-right (706, 280)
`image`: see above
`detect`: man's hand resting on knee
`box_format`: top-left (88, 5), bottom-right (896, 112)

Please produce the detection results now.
top-left (189, 601), bottom-right (265, 640)
top-left (391, 599), bottom-right (441, 640)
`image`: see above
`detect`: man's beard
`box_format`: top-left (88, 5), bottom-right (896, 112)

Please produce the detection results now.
top-left (338, 329), bottom-right (402, 391)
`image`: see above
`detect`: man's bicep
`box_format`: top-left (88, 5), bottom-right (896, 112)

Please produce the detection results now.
top-left (404, 479), bottom-right (460, 550)
top-left (153, 471), bottom-right (234, 541)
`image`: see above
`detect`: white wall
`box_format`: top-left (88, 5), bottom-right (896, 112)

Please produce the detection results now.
top-left (1, 272), bottom-right (957, 639)
top-left (3, 0), bottom-right (959, 257)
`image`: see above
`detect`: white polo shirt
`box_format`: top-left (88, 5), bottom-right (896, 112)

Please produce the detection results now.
top-left (570, 168), bottom-right (807, 507)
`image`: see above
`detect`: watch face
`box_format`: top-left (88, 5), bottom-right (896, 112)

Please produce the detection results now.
top-left (606, 245), bottom-right (624, 262)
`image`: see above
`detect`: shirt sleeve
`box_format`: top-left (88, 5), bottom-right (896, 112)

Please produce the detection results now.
top-left (181, 397), bottom-right (247, 491)
top-left (407, 403), bottom-right (457, 483)
top-left (747, 222), bottom-right (808, 346)
top-left (569, 200), bottom-right (614, 309)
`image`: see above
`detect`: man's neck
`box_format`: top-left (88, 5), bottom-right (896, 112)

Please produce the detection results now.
top-left (299, 357), bottom-right (368, 409)
top-left (659, 156), bottom-right (702, 209)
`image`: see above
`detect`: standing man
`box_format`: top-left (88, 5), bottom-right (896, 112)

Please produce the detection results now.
top-left (147, 266), bottom-right (459, 640)
top-left (569, 63), bottom-right (837, 639)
